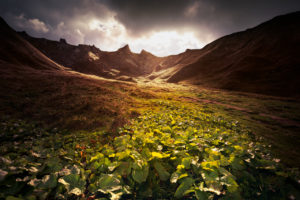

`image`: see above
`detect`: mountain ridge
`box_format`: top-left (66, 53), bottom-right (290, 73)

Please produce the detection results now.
top-left (166, 11), bottom-right (300, 96)
top-left (12, 11), bottom-right (300, 97)
top-left (19, 31), bottom-right (172, 78)
top-left (0, 15), bottom-right (142, 130)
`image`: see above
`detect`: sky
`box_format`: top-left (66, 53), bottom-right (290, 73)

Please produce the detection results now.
top-left (0, 0), bottom-right (300, 56)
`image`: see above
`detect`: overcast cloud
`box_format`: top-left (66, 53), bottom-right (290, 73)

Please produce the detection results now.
top-left (1, 0), bottom-right (300, 56)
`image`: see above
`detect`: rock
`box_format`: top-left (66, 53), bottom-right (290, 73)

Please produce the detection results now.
top-left (59, 38), bottom-right (67, 44)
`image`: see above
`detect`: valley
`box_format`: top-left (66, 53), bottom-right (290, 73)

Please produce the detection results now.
top-left (0, 11), bottom-right (300, 200)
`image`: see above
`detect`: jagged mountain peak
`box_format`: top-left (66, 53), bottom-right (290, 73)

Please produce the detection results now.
top-left (7, 11), bottom-right (300, 96)
top-left (118, 44), bottom-right (131, 53)
top-left (140, 49), bottom-right (155, 57)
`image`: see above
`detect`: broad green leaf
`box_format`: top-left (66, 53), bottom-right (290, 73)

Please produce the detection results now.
top-left (108, 162), bottom-right (120, 172)
top-left (153, 162), bottom-right (170, 181)
top-left (115, 161), bottom-right (132, 176)
top-left (201, 170), bottom-right (218, 183)
top-left (177, 164), bottom-right (185, 170)
top-left (170, 172), bottom-right (180, 183)
top-left (70, 165), bottom-right (81, 175)
top-left (220, 155), bottom-right (230, 166)
top-left (195, 190), bottom-right (209, 200)
top-left (109, 191), bottom-right (123, 200)
top-left (230, 158), bottom-right (244, 171)
top-left (182, 157), bottom-right (192, 169)
top-left (88, 183), bottom-right (97, 193)
top-left (90, 152), bottom-right (104, 162)
top-left (96, 174), bottom-right (121, 193)
top-left (132, 163), bottom-right (149, 183)
top-left (58, 174), bottom-right (85, 195)
top-left (130, 150), bottom-right (143, 160)
top-left (201, 170), bottom-right (222, 195)
top-left (174, 177), bottom-right (194, 198)
top-left (151, 152), bottom-right (163, 159)
top-left (201, 160), bottom-right (220, 171)
top-left (44, 157), bottom-right (63, 173)
top-left (218, 167), bottom-right (234, 178)
top-left (178, 173), bottom-right (188, 180)
top-left (114, 135), bottom-right (130, 151)
top-left (38, 174), bottom-right (57, 189)
top-left (116, 149), bottom-right (130, 160)
top-left (70, 188), bottom-right (82, 196)
top-left (203, 182), bottom-right (222, 195)
top-left (224, 176), bottom-right (239, 193)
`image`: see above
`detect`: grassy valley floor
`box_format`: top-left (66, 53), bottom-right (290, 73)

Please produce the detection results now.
top-left (1, 79), bottom-right (300, 199)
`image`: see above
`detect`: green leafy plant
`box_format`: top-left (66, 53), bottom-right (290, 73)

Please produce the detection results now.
top-left (0, 101), bottom-right (299, 199)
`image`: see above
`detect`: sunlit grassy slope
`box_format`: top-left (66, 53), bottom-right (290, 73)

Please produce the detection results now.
top-left (1, 82), bottom-right (300, 199)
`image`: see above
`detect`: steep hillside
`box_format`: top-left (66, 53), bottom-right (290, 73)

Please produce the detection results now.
top-left (146, 48), bottom-right (204, 80)
top-left (19, 31), bottom-right (205, 82)
top-left (17, 12), bottom-right (300, 97)
top-left (19, 33), bottom-right (166, 78)
top-left (167, 11), bottom-right (300, 97)
top-left (0, 17), bottom-right (148, 131)
top-left (1, 15), bottom-right (300, 200)
top-left (0, 18), bottom-right (63, 71)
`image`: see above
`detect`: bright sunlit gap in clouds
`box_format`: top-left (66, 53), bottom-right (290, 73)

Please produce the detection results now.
top-left (87, 18), bottom-right (205, 56)
top-left (3, 0), bottom-right (300, 57)
top-left (6, 6), bottom-right (211, 57)
top-left (130, 31), bottom-right (204, 56)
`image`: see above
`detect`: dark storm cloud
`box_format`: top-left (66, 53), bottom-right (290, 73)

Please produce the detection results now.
top-left (0, 0), bottom-right (116, 44)
top-left (0, 0), bottom-right (110, 26)
top-left (105, 0), bottom-right (197, 34)
top-left (106, 0), bottom-right (300, 36)
top-left (0, 0), bottom-right (300, 56)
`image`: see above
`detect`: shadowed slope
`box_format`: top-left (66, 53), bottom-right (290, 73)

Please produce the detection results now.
top-left (0, 17), bottom-right (63, 71)
top-left (18, 12), bottom-right (300, 97)
top-left (18, 34), bottom-right (165, 78)
top-left (19, 31), bottom-right (204, 81)
top-left (0, 17), bottom-right (145, 131)
top-left (167, 11), bottom-right (300, 97)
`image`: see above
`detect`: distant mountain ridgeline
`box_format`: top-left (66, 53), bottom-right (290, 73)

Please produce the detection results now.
top-left (14, 11), bottom-right (300, 96)
top-left (166, 11), bottom-right (300, 97)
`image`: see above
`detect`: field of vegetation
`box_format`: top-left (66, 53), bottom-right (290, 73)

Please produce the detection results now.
top-left (1, 88), bottom-right (300, 199)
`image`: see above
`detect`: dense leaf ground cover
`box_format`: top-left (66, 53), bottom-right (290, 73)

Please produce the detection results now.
top-left (0, 100), bottom-right (299, 199)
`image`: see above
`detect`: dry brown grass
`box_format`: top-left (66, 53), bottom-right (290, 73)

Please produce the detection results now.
top-left (0, 17), bottom-right (161, 133)
top-left (0, 60), bottom-right (152, 132)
